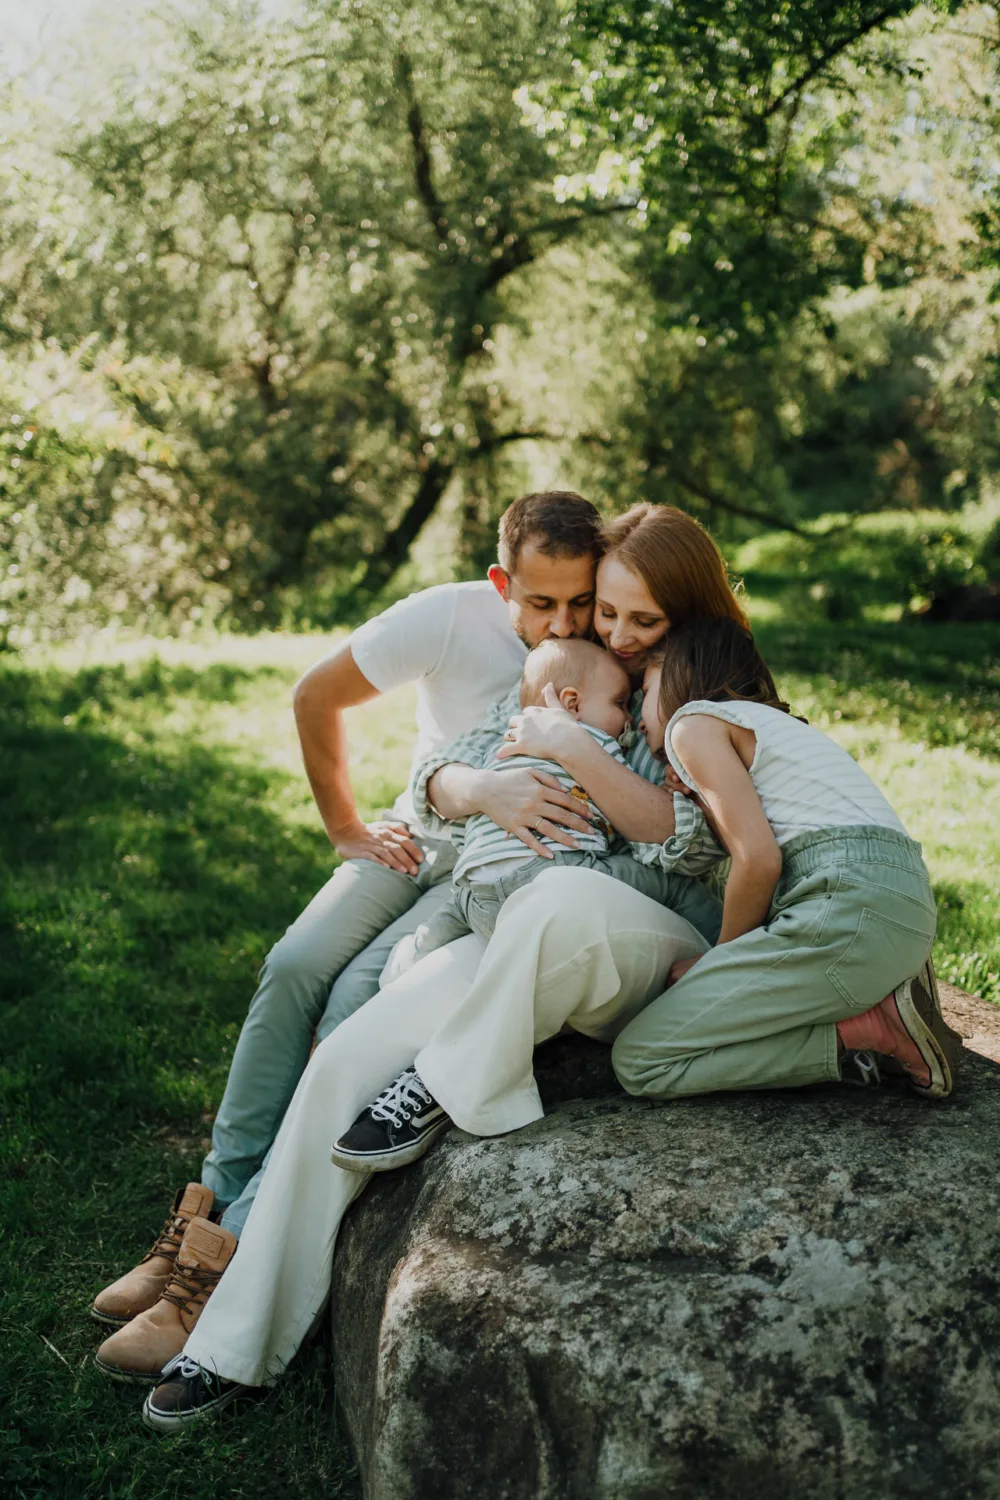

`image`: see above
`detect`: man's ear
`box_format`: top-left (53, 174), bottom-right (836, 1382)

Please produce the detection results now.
top-left (559, 686), bottom-right (581, 718)
top-left (487, 564), bottom-right (511, 601)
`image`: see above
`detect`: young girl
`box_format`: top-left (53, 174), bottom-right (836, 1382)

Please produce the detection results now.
top-left (612, 619), bottom-right (962, 1102)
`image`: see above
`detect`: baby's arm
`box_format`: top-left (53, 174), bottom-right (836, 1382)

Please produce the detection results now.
top-left (669, 715), bottom-right (782, 946)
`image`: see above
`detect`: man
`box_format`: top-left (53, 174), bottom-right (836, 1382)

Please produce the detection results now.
top-left (90, 490), bottom-right (604, 1383)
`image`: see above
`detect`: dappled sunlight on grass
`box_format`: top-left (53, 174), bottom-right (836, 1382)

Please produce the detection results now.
top-left (0, 648), bottom-right (359, 1498)
top-left (2, 621), bottom-right (997, 1497)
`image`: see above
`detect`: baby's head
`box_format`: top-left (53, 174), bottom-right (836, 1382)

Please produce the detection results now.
top-left (520, 638), bottom-right (631, 739)
top-left (640, 618), bottom-right (790, 757)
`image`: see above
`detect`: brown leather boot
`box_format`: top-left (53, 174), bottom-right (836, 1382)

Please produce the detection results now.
top-left (90, 1183), bottom-right (215, 1328)
top-left (93, 1216), bottom-right (236, 1384)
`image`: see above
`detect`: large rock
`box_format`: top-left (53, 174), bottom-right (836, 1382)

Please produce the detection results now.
top-left (330, 986), bottom-right (1000, 1499)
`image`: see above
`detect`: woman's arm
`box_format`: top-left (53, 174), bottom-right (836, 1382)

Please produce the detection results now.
top-left (409, 685), bottom-right (593, 858)
top-left (496, 693), bottom-right (677, 843)
top-left (426, 762), bottom-right (592, 857)
top-left (668, 715), bottom-right (782, 945)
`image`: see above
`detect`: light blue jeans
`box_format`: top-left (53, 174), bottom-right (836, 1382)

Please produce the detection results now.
top-left (202, 833), bottom-right (456, 1235)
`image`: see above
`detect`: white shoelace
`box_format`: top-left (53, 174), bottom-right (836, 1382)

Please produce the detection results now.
top-left (161, 1352), bottom-right (208, 1382)
top-left (370, 1068), bottom-right (434, 1128)
top-left (853, 1050), bottom-right (879, 1085)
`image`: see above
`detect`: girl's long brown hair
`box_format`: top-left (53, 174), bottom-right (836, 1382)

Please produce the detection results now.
top-left (657, 618), bottom-right (792, 726)
top-left (601, 503), bottom-right (748, 628)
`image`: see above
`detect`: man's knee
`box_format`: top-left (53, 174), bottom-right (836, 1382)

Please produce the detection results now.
top-left (255, 934), bottom-right (337, 1017)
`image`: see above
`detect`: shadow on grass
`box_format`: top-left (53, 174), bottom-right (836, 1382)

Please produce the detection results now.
top-left (2, 656), bottom-right (290, 720)
top-left (0, 663), bottom-right (359, 1500)
top-left (757, 621), bottom-right (1000, 757)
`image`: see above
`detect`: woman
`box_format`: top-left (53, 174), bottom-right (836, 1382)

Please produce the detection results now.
top-left (140, 504), bottom-right (751, 1432)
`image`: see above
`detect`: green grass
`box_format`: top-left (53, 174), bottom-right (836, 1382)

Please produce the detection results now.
top-left (2, 621), bottom-right (998, 1497)
top-left (0, 638), bottom-right (371, 1500)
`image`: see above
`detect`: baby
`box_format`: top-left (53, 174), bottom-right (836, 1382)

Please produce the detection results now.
top-left (379, 637), bottom-right (634, 982)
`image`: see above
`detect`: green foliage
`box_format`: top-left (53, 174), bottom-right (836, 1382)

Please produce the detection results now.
top-left (0, 648), bottom-right (359, 1497)
top-left (568, 0), bottom-right (962, 340)
top-left (738, 502), bottom-right (1000, 622)
top-left (2, 1), bottom-right (1000, 634)
top-left (2, 0), bottom-right (627, 632)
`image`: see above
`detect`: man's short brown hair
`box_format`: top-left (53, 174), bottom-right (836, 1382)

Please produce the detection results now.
top-left (497, 491), bottom-right (603, 575)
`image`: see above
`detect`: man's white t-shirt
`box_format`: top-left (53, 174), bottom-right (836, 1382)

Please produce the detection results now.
top-left (349, 581), bottom-right (526, 833)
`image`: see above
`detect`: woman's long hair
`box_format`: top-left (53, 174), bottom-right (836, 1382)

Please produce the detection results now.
top-left (657, 618), bottom-right (792, 726)
top-left (601, 503), bottom-right (748, 628)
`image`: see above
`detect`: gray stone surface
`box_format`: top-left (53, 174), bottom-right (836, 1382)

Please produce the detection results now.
top-left (330, 991), bottom-right (1000, 1500)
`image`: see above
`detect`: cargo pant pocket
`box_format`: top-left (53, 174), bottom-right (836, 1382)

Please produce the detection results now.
top-left (827, 906), bottom-right (936, 1012)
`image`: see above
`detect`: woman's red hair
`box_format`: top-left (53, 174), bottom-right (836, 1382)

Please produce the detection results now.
top-left (601, 503), bottom-right (748, 628)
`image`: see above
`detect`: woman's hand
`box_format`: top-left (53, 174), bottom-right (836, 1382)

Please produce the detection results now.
top-left (474, 766), bottom-right (592, 857)
top-left (495, 682), bottom-right (588, 766)
top-left (667, 955), bottom-right (701, 987)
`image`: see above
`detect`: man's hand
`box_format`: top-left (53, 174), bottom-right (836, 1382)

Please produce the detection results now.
top-left (667, 955), bottom-right (702, 987)
top-left (476, 766), bottom-right (593, 859)
top-left (331, 820), bottom-right (424, 877)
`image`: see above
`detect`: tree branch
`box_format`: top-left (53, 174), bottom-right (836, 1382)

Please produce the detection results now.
top-left (475, 199), bottom-right (634, 297)
top-left (759, 5), bottom-right (907, 120)
top-left (348, 458), bottom-right (454, 599)
top-left (476, 429), bottom-right (553, 451)
top-left (672, 468), bottom-right (811, 536)
top-left (395, 50), bottom-right (447, 236)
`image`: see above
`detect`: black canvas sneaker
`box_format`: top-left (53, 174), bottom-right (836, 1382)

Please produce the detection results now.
top-left (331, 1067), bottom-right (451, 1172)
top-left (142, 1353), bottom-right (257, 1434)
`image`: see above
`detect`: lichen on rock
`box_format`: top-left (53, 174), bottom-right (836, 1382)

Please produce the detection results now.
top-left (331, 992), bottom-right (1000, 1500)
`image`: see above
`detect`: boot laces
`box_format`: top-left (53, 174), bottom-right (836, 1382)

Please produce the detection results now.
top-left (160, 1260), bottom-right (224, 1317)
top-left (141, 1210), bottom-right (187, 1267)
top-left (370, 1069), bottom-right (434, 1128)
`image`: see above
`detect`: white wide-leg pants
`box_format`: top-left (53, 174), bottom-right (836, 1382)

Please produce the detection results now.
top-left (183, 870), bottom-right (705, 1386)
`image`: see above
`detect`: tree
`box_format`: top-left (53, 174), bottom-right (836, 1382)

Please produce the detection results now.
top-left (25, 0), bottom-right (631, 623)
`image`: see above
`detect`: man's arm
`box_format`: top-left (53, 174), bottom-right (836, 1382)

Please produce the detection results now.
top-left (293, 643), bottom-right (424, 876)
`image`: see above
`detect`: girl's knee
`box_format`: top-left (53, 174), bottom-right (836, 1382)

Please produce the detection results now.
top-left (611, 1030), bottom-right (645, 1094)
top-left (612, 1025), bottom-right (676, 1099)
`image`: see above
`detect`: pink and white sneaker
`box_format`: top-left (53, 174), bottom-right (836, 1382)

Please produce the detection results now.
top-left (837, 966), bottom-right (962, 1099)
